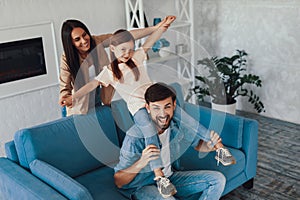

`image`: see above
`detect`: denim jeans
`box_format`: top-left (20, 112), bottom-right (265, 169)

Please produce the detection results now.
top-left (132, 170), bottom-right (226, 200)
top-left (133, 106), bottom-right (211, 170)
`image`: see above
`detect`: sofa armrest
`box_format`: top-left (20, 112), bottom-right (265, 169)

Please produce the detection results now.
top-left (29, 159), bottom-right (93, 200)
top-left (183, 102), bottom-right (258, 179)
top-left (5, 141), bottom-right (19, 163)
top-left (241, 119), bottom-right (258, 179)
top-left (0, 158), bottom-right (67, 200)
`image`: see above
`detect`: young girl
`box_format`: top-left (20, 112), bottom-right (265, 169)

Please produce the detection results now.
top-left (61, 16), bottom-right (235, 198)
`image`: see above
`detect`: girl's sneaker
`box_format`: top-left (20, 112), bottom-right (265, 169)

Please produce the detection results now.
top-left (155, 176), bottom-right (177, 198)
top-left (215, 147), bottom-right (236, 166)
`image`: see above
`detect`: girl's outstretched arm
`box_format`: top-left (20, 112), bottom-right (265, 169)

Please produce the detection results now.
top-left (129, 19), bottom-right (166, 40)
top-left (60, 80), bottom-right (100, 107)
top-left (73, 79), bottom-right (100, 99)
top-left (141, 16), bottom-right (176, 53)
top-left (101, 21), bottom-right (167, 47)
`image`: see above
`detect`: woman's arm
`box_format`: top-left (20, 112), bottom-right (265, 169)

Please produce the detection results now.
top-left (58, 54), bottom-right (74, 107)
top-left (59, 54), bottom-right (73, 99)
top-left (141, 16), bottom-right (176, 53)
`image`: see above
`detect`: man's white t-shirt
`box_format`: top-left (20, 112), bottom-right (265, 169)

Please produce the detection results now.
top-left (159, 128), bottom-right (173, 177)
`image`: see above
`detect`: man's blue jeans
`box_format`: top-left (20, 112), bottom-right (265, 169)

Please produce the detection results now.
top-left (134, 106), bottom-right (211, 170)
top-left (132, 170), bottom-right (226, 200)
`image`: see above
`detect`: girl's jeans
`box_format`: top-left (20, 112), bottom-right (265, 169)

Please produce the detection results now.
top-left (132, 170), bottom-right (226, 200)
top-left (133, 106), bottom-right (211, 170)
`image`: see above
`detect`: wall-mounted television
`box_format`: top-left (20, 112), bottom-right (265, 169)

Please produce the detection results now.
top-left (0, 22), bottom-right (58, 99)
top-left (0, 37), bottom-right (47, 84)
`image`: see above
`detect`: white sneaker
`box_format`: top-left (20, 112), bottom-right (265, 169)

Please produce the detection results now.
top-left (215, 147), bottom-right (236, 166)
top-left (155, 176), bottom-right (177, 198)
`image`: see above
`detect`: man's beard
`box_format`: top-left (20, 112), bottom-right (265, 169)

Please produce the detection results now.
top-left (154, 115), bottom-right (171, 132)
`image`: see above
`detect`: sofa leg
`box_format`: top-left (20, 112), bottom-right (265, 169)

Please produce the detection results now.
top-left (243, 178), bottom-right (254, 189)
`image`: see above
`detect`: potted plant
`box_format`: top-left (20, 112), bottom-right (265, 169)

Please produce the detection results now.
top-left (190, 50), bottom-right (265, 114)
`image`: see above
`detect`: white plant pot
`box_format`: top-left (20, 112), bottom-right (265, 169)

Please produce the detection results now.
top-left (211, 102), bottom-right (236, 115)
top-left (159, 47), bottom-right (171, 57)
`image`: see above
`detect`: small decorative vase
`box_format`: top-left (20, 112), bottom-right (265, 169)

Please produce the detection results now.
top-left (159, 47), bottom-right (171, 57)
top-left (211, 102), bottom-right (236, 115)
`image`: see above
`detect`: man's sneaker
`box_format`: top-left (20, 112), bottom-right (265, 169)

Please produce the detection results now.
top-left (154, 176), bottom-right (177, 198)
top-left (215, 147), bottom-right (236, 166)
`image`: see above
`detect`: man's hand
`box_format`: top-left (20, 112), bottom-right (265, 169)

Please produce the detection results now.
top-left (196, 130), bottom-right (222, 152)
top-left (114, 144), bottom-right (160, 188)
top-left (207, 130), bottom-right (222, 151)
top-left (136, 144), bottom-right (160, 169)
top-left (59, 95), bottom-right (73, 107)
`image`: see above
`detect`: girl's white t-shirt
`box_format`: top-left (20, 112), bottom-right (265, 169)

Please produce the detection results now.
top-left (95, 48), bottom-right (152, 115)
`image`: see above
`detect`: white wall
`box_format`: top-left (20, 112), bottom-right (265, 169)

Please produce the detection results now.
top-left (0, 0), bottom-right (127, 156)
top-left (195, 0), bottom-right (300, 124)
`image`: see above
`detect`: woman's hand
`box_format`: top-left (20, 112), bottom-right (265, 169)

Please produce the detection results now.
top-left (59, 95), bottom-right (73, 107)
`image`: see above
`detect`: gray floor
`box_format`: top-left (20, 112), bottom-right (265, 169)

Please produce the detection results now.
top-left (221, 111), bottom-right (300, 200)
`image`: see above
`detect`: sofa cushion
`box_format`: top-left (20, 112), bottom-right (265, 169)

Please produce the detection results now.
top-left (30, 159), bottom-right (93, 200)
top-left (14, 106), bottom-right (120, 177)
top-left (75, 166), bottom-right (127, 200)
top-left (5, 141), bottom-right (19, 163)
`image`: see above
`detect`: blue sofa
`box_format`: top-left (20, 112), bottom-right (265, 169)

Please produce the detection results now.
top-left (0, 83), bottom-right (258, 200)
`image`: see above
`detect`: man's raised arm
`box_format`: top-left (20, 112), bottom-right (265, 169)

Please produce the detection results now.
top-left (114, 144), bottom-right (160, 188)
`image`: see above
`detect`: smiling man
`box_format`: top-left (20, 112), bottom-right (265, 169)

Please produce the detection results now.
top-left (114, 83), bottom-right (226, 200)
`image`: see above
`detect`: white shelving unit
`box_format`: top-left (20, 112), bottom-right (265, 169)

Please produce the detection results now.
top-left (124, 0), bottom-right (195, 102)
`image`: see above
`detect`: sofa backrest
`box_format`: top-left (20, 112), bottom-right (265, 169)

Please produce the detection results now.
top-left (169, 82), bottom-right (185, 107)
top-left (202, 108), bottom-right (244, 148)
top-left (169, 82), bottom-right (244, 149)
top-left (14, 106), bottom-right (120, 177)
top-left (184, 103), bottom-right (244, 149)
top-left (111, 99), bottom-right (134, 145)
